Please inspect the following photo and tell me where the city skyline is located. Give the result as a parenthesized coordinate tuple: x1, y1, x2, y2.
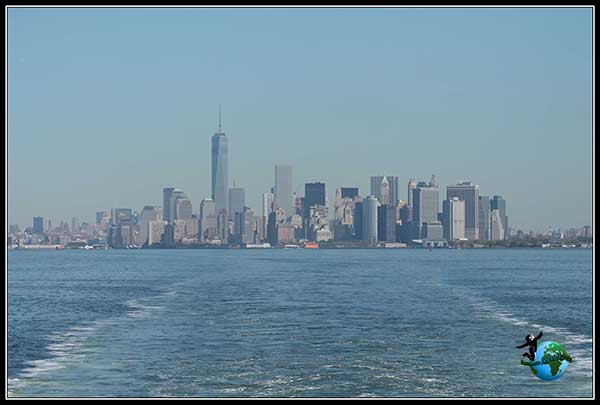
(7, 122, 592, 233)
(7, 7, 593, 231)
(7, 118, 593, 233)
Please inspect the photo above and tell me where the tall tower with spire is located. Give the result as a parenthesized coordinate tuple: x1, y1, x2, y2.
(370, 175, 398, 205)
(380, 176, 390, 205)
(211, 105, 229, 216)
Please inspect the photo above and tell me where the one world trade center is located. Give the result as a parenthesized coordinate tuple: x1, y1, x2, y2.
(211, 106, 229, 216)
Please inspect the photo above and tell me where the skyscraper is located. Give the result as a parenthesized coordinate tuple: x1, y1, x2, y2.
(429, 174, 438, 188)
(228, 187, 245, 221)
(95, 211, 110, 232)
(421, 222, 444, 241)
(478, 196, 490, 241)
(304, 182, 326, 219)
(267, 207, 295, 246)
(333, 193, 355, 241)
(261, 192, 273, 242)
(256, 216, 266, 242)
(490, 196, 508, 239)
(413, 183, 439, 225)
(33, 216, 44, 235)
(377, 204, 397, 242)
(161, 223, 175, 245)
(199, 198, 217, 242)
(274, 165, 293, 219)
(162, 187, 175, 222)
(148, 220, 167, 246)
(307, 204, 329, 242)
(185, 216, 199, 239)
(108, 224, 134, 248)
(362, 195, 378, 243)
(442, 198, 466, 241)
(111, 208, 134, 225)
(447, 182, 480, 240)
(96, 211, 109, 225)
(407, 179, 416, 207)
(211, 106, 229, 216)
(354, 201, 363, 240)
(399, 204, 413, 225)
(175, 196, 193, 220)
(71, 217, 79, 234)
(168, 189, 186, 223)
(295, 196, 304, 216)
(217, 208, 228, 243)
(139, 206, 161, 246)
(490, 209, 505, 240)
(381, 177, 390, 205)
(341, 187, 359, 199)
(262, 192, 274, 219)
(334, 188, 344, 222)
(370, 176, 398, 205)
(241, 207, 255, 245)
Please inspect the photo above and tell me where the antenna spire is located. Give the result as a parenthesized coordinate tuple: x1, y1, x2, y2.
(218, 104, 222, 134)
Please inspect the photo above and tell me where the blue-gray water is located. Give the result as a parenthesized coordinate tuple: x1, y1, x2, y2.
(7, 249, 593, 397)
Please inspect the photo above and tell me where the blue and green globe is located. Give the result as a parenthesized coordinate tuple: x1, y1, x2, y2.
(521, 341, 573, 381)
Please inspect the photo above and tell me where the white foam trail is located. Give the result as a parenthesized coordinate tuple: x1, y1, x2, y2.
(124, 288, 175, 319)
(11, 322, 100, 390)
(453, 288, 592, 377)
(9, 285, 180, 395)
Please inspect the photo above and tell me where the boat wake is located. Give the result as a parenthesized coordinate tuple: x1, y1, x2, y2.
(450, 287, 592, 378)
(8, 287, 178, 397)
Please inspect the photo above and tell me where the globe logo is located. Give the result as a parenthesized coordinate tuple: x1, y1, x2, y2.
(519, 340, 573, 381)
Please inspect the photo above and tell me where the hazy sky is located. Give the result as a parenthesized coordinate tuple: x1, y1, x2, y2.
(7, 7, 593, 232)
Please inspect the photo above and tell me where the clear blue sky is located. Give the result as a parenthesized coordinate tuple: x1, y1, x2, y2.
(7, 7, 593, 232)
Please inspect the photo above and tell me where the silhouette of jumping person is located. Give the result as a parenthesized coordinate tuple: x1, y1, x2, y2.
(516, 331, 543, 361)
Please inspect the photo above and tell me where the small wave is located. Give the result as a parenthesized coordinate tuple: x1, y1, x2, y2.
(352, 364, 386, 372)
(47, 341, 83, 353)
(255, 377, 300, 387)
(289, 385, 322, 394)
(566, 348, 593, 377)
(126, 300, 166, 318)
(560, 334, 593, 345)
(7, 378, 26, 397)
(70, 326, 96, 332)
(20, 359, 66, 378)
(220, 387, 247, 394)
(373, 373, 412, 383)
(419, 377, 446, 384)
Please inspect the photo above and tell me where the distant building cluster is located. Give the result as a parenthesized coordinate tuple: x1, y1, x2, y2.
(8, 112, 592, 250)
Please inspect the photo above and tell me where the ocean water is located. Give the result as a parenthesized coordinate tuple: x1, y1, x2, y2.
(7, 248, 593, 398)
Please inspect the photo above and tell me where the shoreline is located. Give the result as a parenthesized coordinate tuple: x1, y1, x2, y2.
(7, 244, 593, 251)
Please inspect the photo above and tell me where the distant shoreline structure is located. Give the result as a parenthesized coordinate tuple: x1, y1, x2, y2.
(8, 243, 592, 251)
